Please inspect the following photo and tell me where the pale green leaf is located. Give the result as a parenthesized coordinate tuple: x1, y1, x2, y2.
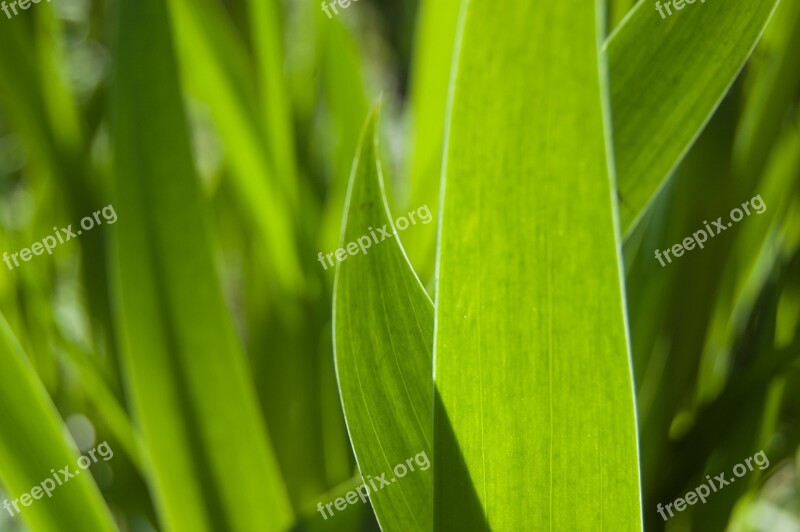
(434, 0, 641, 529)
(318, 19, 371, 256)
(246, 0, 300, 208)
(403, 0, 782, 259)
(403, 0, 462, 284)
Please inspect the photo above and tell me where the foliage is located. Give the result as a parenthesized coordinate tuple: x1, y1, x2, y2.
(0, 0, 797, 530)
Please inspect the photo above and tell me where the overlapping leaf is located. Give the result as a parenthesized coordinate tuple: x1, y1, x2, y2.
(607, 0, 781, 233)
(333, 105, 433, 531)
(403, 0, 782, 263)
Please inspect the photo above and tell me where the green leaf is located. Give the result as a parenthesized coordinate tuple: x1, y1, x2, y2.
(61, 343, 147, 478)
(0, 19, 115, 354)
(110, 0, 292, 530)
(0, 314, 115, 532)
(318, 19, 370, 256)
(298, 474, 380, 531)
(607, 0, 781, 234)
(733, 0, 800, 182)
(246, 0, 300, 208)
(608, 0, 636, 30)
(433, 0, 641, 529)
(166, 0, 303, 293)
(333, 104, 433, 531)
(697, 127, 800, 400)
(402, 0, 462, 284)
(401, 0, 782, 257)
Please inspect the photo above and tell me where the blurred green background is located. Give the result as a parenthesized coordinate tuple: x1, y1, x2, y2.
(0, 0, 797, 530)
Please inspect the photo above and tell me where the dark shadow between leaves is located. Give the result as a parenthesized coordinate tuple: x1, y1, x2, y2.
(434, 387, 491, 531)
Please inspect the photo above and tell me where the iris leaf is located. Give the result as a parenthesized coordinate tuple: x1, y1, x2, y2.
(333, 104, 434, 531)
(433, 0, 641, 528)
(607, 0, 781, 233)
(0, 314, 115, 532)
(111, 0, 292, 529)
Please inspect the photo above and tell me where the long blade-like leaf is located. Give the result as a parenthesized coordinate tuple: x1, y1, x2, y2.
(166, 0, 303, 293)
(400, 0, 781, 262)
(434, 1, 641, 529)
(403, 0, 462, 283)
(111, 0, 292, 529)
(246, 0, 300, 208)
(0, 315, 115, 532)
(318, 19, 371, 256)
(333, 104, 433, 531)
(607, 0, 781, 233)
